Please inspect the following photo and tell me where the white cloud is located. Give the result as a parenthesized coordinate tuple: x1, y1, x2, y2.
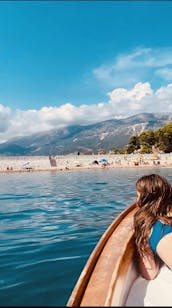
(93, 47, 172, 88)
(0, 105, 12, 140)
(107, 82, 154, 115)
(155, 68, 172, 81)
(0, 82, 172, 143)
(1, 46, 172, 143)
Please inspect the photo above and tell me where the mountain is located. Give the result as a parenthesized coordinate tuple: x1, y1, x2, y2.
(0, 112, 172, 156)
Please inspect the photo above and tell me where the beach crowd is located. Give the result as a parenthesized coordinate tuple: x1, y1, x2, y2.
(0, 153, 172, 173)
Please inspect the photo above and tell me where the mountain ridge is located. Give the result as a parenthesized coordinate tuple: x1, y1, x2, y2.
(0, 112, 172, 155)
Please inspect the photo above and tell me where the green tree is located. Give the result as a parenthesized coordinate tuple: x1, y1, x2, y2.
(139, 130, 155, 146)
(126, 135, 140, 154)
(161, 123, 172, 152)
(140, 144, 152, 154)
(153, 124, 172, 152)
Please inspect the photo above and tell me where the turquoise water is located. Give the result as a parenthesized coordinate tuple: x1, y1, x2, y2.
(0, 167, 172, 306)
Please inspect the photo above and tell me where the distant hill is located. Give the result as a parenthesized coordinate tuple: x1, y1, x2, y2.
(0, 112, 172, 156)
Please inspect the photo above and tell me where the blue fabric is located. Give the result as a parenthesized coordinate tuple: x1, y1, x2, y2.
(149, 220, 172, 255)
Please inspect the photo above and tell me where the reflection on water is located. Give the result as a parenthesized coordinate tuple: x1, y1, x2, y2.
(0, 167, 172, 305)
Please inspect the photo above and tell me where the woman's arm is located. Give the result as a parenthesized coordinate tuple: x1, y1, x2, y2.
(137, 249, 160, 280)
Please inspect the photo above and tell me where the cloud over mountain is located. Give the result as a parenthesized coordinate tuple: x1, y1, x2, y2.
(0, 81, 172, 143)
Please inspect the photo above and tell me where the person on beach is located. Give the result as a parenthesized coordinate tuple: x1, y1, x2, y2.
(125, 173, 172, 306)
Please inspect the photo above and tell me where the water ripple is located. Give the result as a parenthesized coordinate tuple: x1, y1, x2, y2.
(0, 168, 171, 305)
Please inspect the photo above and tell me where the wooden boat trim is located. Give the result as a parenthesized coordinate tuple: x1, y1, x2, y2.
(67, 202, 137, 306)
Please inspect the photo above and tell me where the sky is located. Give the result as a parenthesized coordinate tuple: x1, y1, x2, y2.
(1, 0, 172, 142)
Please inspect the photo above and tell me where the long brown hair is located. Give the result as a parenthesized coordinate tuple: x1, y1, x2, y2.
(134, 173, 172, 256)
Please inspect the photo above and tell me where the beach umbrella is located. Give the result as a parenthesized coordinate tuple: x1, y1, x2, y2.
(98, 158, 108, 164)
(150, 156, 159, 160)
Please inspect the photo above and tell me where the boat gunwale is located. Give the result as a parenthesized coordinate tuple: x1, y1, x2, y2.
(67, 202, 137, 307)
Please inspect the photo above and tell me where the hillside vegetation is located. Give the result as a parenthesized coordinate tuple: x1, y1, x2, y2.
(124, 122, 172, 154)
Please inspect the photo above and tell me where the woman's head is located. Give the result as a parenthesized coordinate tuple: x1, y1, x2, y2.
(134, 174, 172, 255)
(136, 174, 172, 217)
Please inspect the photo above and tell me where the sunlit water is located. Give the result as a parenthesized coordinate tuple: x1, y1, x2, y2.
(0, 167, 172, 306)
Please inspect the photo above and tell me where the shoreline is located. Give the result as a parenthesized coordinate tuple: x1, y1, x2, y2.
(0, 153, 172, 174)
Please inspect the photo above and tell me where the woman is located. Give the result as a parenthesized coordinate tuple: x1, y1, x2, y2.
(125, 173, 172, 306)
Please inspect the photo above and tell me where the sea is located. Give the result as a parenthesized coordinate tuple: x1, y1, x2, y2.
(0, 167, 172, 306)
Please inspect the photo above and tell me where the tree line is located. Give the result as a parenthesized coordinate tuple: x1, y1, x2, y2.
(123, 122, 172, 154)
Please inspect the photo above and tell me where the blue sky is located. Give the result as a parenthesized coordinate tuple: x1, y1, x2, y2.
(0, 1, 172, 141)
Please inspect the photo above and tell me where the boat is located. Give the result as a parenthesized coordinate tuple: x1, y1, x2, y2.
(66, 202, 139, 307)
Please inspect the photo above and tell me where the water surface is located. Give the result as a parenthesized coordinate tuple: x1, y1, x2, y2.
(0, 167, 172, 306)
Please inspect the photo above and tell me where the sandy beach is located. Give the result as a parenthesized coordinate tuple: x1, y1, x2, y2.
(0, 153, 172, 174)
